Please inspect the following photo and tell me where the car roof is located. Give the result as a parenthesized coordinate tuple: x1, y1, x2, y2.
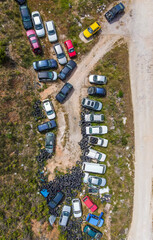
(26, 29, 35, 36)
(34, 16, 41, 24)
(46, 21, 54, 30)
(38, 60, 48, 67)
(38, 72, 49, 78)
(54, 43, 62, 53)
(65, 40, 73, 48)
(43, 100, 52, 111)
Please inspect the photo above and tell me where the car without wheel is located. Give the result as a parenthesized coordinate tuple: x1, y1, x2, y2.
(37, 120, 56, 133)
(54, 43, 67, 65)
(85, 148, 106, 162)
(42, 99, 55, 119)
(48, 191, 64, 209)
(88, 87, 106, 97)
(72, 198, 82, 218)
(56, 83, 73, 103)
(82, 195, 97, 212)
(58, 60, 77, 81)
(38, 71, 57, 82)
(82, 98, 102, 111)
(45, 21, 58, 42)
(31, 11, 45, 37)
(20, 5, 32, 30)
(89, 75, 107, 84)
(83, 225, 103, 239)
(26, 29, 42, 54)
(84, 114, 104, 123)
(105, 2, 125, 23)
(59, 205, 71, 227)
(86, 126, 108, 135)
(88, 136, 108, 147)
(83, 21, 101, 39)
(33, 59, 57, 71)
(64, 40, 76, 58)
(45, 132, 55, 154)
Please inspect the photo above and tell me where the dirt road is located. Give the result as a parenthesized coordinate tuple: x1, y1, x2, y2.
(128, 0, 153, 239)
(40, 0, 153, 238)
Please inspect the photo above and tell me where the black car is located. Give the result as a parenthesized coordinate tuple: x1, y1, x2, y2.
(48, 192, 64, 209)
(105, 3, 125, 23)
(33, 59, 58, 71)
(38, 71, 57, 82)
(56, 83, 73, 103)
(15, 0, 26, 5)
(20, 5, 32, 30)
(58, 60, 77, 81)
(88, 87, 106, 97)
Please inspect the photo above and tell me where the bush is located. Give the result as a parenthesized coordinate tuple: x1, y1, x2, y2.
(0, 41, 6, 65)
(117, 90, 124, 98)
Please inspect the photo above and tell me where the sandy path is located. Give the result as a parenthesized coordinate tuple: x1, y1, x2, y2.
(40, 35, 120, 179)
(128, 0, 153, 239)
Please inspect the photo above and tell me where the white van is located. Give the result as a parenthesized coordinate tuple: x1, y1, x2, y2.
(82, 162, 106, 174)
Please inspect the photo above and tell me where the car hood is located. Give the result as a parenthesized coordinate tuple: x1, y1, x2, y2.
(58, 57, 67, 65)
(83, 29, 91, 38)
(36, 28, 45, 37)
(49, 34, 57, 42)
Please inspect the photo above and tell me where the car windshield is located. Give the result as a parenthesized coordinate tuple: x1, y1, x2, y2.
(93, 75, 97, 81)
(68, 48, 74, 53)
(48, 30, 55, 35)
(29, 34, 35, 38)
(98, 153, 102, 161)
(23, 16, 30, 21)
(89, 128, 92, 134)
(60, 72, 66, 78)
(99, 127, 102, 134)
(47, 110, 53, 115)
(74, 210, 80, 214)
(91, 102, 94, 107)
(63, 211, 69, 217)
(90, 115, 94, 121)
(47, 122, 52, 128)
(94, 102, 99, 109)
(87, 27, 93, 34)
(98, 179, 102, 185)
(58, 53, 65, 59)
(35, 24, 42, 30)
(32, 39, 37, 43)
(48, 72, 53, 78)
(59, 93, 65, 97)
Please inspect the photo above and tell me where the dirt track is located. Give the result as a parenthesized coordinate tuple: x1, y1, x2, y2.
(40, 0, 153, 239)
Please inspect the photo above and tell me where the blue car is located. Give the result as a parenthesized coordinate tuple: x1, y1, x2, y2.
(56, 82, 73, 103)
(86, 212, 104, 227)
(33, 59, 58, 71)
(48, 191, 64, 209)
(83, 225, 103, 239)
(88, 87, 106, 97)
(37, 120, 56, 132)
(20, 5, 33, 30)
(105, 3, 125, 23)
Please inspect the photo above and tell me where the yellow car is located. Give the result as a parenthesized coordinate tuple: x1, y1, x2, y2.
(83, 21, 101, 39)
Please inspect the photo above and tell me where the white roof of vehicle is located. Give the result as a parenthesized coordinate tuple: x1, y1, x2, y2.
(43, 100, 52, 111)
(35, 16, 41, 25)
(46, 21, 54, 30)
(72, 199, 80, 211)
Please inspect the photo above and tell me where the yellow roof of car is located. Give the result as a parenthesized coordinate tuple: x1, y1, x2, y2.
(83, 21, 101, 39)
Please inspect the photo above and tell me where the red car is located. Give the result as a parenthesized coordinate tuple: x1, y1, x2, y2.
(82, 196, 98, 212)
(26, 29, 42, 54)
(64, 40, 76, 58)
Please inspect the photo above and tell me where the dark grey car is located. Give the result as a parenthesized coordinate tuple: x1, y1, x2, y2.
(45, 132, 55, 154)
(38, 71, 57, 82)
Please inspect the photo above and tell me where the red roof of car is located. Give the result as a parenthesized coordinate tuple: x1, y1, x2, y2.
(64, 40, 73, 49)
(64, 40, 76, 57)
(82, 196, 98, 212)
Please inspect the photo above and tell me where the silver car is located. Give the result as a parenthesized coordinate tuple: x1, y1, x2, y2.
(88, 136, 108, 147)
(45, 21, 58, 42)
(86, 126, 108, 135)
(82, 98, 102, 111)
(88, 175, 106, 187)
(54, 43, 67, 65)
(59, 205, 71, 227)
(89, 75, 107, 84)
(72, 198, 82, 218)
(84, 114, 104, 123)
(42, 99, 55, 120)
(31, 11, 45, 37)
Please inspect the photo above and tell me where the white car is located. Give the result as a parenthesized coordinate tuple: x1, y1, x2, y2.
(31, 11, 45, 37)
(82, 98, 102, 111)
(59, 205, 71, 227)
(88, 136, 108, 147)
(72, 198, 82, 218)
(84, 114, 104, 123)
(86, 126, 108, 135)
(85, 148, 106, 162)
(42, 99, 55, 120)
(89, 75, 107, 84)
(54, 43, 67, 65)
(45, 21, 58, 42)
(83, 173, 106, 187)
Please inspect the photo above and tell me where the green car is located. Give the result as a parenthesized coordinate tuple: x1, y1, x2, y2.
(83, 225, 103, 239)
(45, 132, 55, 154)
